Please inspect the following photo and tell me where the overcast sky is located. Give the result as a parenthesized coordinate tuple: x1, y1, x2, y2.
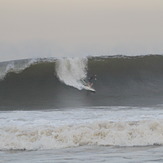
(0, 0, 163, 61)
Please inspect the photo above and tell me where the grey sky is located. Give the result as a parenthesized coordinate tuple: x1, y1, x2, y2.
(0, 0, 163, 61)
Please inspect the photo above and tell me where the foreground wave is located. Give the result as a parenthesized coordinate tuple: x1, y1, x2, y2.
(0, 55, 163, 110)
(1, 119, 163, 150)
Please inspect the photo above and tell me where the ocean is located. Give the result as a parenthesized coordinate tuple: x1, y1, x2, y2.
(1, 55, 163, 162)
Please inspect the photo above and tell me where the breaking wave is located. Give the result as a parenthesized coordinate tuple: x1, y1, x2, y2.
(1, 119, 163, 150)
(55, 58, 88, 90)
(0, 55, 163, 110)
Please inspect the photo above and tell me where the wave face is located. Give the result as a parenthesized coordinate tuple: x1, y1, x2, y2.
(0, 55, 163, 110)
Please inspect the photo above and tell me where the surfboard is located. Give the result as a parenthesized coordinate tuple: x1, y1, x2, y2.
(81, 79, 96, 92)
(83, 85, 96, 92)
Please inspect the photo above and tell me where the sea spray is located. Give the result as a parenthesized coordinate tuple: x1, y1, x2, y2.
(55, 58, 88, 90)
(0, 59, 38, 80)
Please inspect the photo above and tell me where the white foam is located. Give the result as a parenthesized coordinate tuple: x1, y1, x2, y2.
(1, 107, 163, 150)
(1, 120, 163, 150)
(0, 59, 38, 80)
(55, 58, 88, 90)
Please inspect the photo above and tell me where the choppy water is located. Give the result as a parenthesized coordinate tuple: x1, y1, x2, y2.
(1, 106, 163, 149)
(1, 106, 163, 162)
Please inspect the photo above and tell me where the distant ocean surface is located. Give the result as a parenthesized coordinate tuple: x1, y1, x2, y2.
(1, 55, 163, 162)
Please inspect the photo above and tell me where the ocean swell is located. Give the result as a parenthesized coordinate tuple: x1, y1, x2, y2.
(0, 55, 163, 110)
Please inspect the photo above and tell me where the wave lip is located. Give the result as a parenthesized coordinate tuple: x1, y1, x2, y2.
(0, 58, 40, 80)
(1, 120, 163, 150)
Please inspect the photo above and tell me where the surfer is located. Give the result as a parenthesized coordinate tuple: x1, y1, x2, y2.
(87, 74, 97, 88)
(81, 74, 97, 90)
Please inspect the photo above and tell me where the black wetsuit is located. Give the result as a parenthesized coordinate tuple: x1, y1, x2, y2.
(88, 75, 96, 83)
(82, 75, 96, 86)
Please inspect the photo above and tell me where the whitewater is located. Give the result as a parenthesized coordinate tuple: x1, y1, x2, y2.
(1, 106, 163, 150)
(1, 55, 163, 162)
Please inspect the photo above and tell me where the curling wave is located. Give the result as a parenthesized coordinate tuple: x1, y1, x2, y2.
(0, 55, 163, 110)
